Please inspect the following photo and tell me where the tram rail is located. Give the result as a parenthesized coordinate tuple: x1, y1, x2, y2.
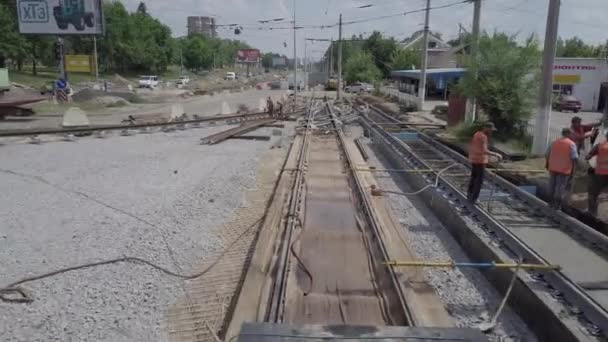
(359, 103, 608, 342)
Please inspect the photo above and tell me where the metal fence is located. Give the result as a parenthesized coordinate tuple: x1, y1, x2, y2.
(379, 86, 421, 108)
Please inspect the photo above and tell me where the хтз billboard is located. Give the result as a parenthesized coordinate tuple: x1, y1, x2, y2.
(17, 0, 104, 35)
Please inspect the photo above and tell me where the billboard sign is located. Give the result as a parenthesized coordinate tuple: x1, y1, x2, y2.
(236, 49, 261, 63)
(17, 0, 104, 35)
(65, 55, 91, 73)
(272, 57, 287, 67)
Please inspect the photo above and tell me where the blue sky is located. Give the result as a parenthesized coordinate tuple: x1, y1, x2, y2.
(122, 0, 608, 61)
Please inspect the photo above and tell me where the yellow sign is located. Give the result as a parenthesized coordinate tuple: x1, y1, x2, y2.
(553, 74, 581, 84)
(65, 55, 92, 73)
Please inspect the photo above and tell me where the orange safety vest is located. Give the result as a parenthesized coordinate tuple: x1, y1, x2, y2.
(469, 131, 488, 164)
(548, 137, 576, 175)
(596, 142, 608, 175)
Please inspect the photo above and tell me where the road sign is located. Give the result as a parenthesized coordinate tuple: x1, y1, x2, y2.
(65, 55, 91, 73)
(17, 0, 104, 35)
(56, 78, 67, 89)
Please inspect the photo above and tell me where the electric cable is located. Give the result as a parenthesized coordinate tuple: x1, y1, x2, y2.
(0, 218, 262, 303)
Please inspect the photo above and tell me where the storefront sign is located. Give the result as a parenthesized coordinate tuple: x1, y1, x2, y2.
(554, 65, 597, 70)
(553, 74, 581, 84)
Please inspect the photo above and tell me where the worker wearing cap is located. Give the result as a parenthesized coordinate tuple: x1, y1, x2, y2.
(467, 122, 502, 203)
(571, 116, 601, 153)
(586, 130, 608, 216)
(266, 97, 274, 117)
(546, 128, 578, 210)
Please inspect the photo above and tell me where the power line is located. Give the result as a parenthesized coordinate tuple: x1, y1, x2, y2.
(209, 0, 475, 32)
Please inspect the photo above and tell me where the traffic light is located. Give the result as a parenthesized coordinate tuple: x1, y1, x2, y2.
(54, 42, 63, 63)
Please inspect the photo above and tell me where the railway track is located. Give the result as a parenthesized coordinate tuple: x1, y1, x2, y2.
(225, 99, 488, 341)
(0, 111, 275, 138)
(360, 103, 608, 342)
(267, 102, 411, 326)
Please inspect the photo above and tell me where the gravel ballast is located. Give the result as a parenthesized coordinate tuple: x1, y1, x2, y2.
(362, 136, 537, 342)
(0, 126, 279, 341)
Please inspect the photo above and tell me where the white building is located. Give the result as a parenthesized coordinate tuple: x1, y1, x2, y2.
(553, 58, 608, 111)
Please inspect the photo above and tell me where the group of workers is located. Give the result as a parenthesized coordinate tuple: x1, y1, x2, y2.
(467, 117, 607, 217)
(266, 96, 284, 118)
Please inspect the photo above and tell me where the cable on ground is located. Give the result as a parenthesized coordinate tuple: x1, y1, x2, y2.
(374, 163, 460, 196)
(0, 218, 262, 304)
(285, 213, 313, 296)
(478, 258, 523, 333)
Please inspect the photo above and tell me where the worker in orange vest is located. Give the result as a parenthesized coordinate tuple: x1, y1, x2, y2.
(467, 122, 502, 203)
(546, 128, 579, 210)
(571, 116, 601, 154)
(585, 130, 608, 216)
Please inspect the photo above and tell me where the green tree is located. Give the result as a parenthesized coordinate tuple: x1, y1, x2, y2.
(556, 36, 602, 58)
(390, 49, 419, 71)
(0, 2, 30, 70)
(458, 32, 541, 138)
(136, 1, 148, 15)
(262, 52, 273, 68)
(182, 34, 213, 71)
(362, 31, 397, 77)
(344, 51, 382, 84)
(327, 39, 362, 75)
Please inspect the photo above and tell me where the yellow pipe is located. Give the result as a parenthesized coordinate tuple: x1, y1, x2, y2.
(385, 260, 561, 271)
(356, 168, 547, 174)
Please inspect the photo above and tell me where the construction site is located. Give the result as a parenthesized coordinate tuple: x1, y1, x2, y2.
(0, 88, 606, 342)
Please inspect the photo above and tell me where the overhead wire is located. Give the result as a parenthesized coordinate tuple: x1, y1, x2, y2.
(211, 0, 477, 32)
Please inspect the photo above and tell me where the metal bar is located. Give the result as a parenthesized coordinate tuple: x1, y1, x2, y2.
(385, 260, 561, 270)
(201, 119, 275, 145)
(0, 111, 272, 137)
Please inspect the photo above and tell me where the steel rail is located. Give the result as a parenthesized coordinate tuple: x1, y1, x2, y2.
(0, 111, 275, 137)
(359, 106, 608, 339)
(200, 119, 276, 145)
(265, 97, 315, 323)
(328, 103, 415, 326)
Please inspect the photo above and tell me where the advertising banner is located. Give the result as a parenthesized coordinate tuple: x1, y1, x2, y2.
(65, 55, 91, 73)
(17, 0, 104, 35)
(236, 49, 261, 63)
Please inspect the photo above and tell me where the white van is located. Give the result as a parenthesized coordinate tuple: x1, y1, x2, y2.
(138, 75, 159, 88)
(225, 72, 236, 80)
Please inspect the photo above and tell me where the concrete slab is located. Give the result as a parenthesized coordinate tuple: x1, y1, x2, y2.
(61, 107, 90, 127)
(237, 323, 488, 341)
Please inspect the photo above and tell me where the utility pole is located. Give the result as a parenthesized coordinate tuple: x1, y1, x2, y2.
(293, 0, 297, 106)
(93, 36, 99, 84)
(418, 0, 430, 110)
(329, 39, 333, 78)
(337, 14, 343, 100)
(465, 0, 481, 122)
(57, 37, 66, 81)
(532, 0, 561, 155)
(304, 39, 307, 73)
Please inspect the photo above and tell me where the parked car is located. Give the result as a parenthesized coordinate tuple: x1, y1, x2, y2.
(138, 75, 159, 88)
(553, 94, 582, 113)
(344, 82, 372, 93)
(225, 72, 236, 80)
(176, 76, 190, 86)
(361, 82, 374, 92)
